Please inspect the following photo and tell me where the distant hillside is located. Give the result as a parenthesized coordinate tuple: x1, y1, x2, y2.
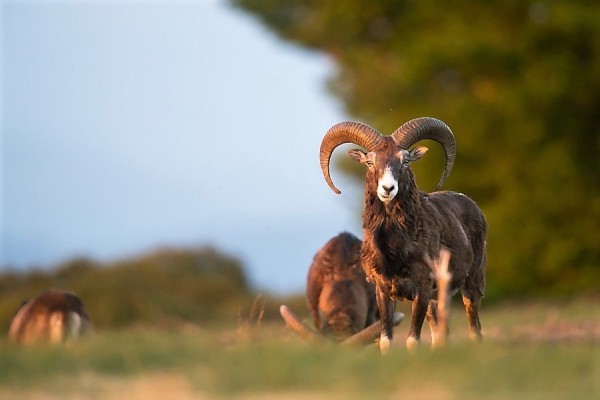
(0, 246, 305, 333)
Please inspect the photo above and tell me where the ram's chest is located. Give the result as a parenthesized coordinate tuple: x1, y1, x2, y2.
(364, 267, 425, 302)
(362, 229, 435, 301)
(374, 222, 422, 270)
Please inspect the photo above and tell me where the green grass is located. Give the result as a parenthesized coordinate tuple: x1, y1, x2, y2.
(1, 297, 598, 399)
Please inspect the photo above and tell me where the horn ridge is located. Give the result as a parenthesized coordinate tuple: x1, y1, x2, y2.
(279, 305, 320, 342)
(391, 117, 456, 190)
(319, 121, 383, 194)
(342, 312, 404, 346)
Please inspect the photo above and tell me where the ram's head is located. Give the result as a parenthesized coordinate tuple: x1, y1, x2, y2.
(319, 117, 456, 202)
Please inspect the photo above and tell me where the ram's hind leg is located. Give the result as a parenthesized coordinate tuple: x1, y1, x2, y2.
(461, 292, 482, 341)
(462, 249, 485, 341)
(426, 300, 440, 347)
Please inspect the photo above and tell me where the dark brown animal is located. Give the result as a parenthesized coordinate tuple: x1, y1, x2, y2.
(7, 289, 93, 345)
(320, 117, 487, 353)
(306, 232, 377, 340)
(281, 232, 403, 345)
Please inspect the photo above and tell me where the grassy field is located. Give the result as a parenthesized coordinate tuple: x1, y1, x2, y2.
(1, 296, 598, 399)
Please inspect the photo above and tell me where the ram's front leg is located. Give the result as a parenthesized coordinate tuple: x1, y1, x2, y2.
(375, 284, 395, 354)
(407, 293, 429, 351)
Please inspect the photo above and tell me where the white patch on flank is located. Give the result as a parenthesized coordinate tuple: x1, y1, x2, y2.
(377, 166, 398, 203)
(67, 312, 82, 340)
(7, 302, 31, 340)
(49, 312, 65, 344)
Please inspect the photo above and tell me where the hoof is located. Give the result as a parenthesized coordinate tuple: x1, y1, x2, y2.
(406, 336, 419, 351)
(379, 335, 391, 355)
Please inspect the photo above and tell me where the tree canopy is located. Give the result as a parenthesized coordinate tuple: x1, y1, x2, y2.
(232, 0, 600, 298)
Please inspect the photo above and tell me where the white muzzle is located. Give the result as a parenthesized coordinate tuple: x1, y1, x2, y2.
(377, 167, 398, 203)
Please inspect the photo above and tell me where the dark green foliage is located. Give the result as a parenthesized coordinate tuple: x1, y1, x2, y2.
(0, 247, 254, 332)
(232, 0, 600, 298)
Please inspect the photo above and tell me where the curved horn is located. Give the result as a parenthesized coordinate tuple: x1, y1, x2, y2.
(341, 320, 381, 346)
(341, 312, 404, 346)
(391, 117, 456, 190)
(320, 121, 383, 194)
(279, 305, 320, 342)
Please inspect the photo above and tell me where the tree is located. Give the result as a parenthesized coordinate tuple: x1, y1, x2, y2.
(233, 0, 600, 298)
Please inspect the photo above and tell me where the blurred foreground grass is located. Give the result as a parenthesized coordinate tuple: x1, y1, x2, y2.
(1, 296, 598, 399)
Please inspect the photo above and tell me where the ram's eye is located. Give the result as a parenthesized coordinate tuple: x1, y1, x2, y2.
(365, 160, 374, 168)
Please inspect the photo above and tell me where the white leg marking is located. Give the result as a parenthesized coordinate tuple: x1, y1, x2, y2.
(379, 334, 391, 355)
(406, 336, 419, 351)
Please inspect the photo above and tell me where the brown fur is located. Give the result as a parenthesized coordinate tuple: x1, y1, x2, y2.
(306, 232, 378, 341)
(7, 289, 93, 345)
(350, 137, 487, 350)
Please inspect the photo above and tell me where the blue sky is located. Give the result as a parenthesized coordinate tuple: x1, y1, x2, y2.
(1, 0, 363, 294)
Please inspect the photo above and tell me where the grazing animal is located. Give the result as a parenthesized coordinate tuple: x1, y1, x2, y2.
(307, 231, 377, 340)
(319, 117, 487, 353)
(281, 232, 403, 345)
(7, 289, 93, 345)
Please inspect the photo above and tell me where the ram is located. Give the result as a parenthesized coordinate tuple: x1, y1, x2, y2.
(7, 289, 93, 345)
(319, 117, 487, 353)
(281, 232, 402, 345)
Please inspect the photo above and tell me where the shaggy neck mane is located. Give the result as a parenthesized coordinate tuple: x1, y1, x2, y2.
(362, 173, 425, 277)
(363, 173, 422, 234)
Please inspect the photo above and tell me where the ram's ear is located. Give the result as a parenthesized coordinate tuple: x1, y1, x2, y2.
(407, 146, 428, 162)
(347, 149, 367, 164)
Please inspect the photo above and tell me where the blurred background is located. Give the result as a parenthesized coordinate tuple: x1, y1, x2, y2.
(2, 0, 355, 294)
(1, 0, 598, 330)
